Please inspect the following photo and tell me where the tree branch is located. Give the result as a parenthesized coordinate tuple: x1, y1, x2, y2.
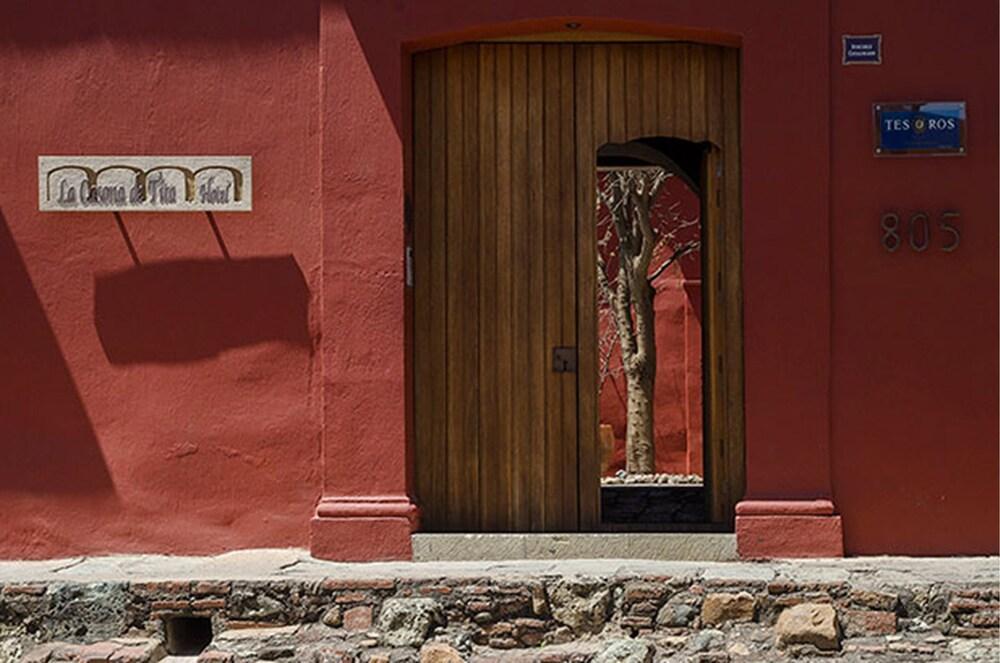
(648, 240, 700, 285)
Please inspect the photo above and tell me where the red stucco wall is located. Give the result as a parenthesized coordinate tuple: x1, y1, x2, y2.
(1, 0, 996, 559)
(829, 0, 999, 554)
(328, 0, 838, 556)
(0, 2, 322, 558)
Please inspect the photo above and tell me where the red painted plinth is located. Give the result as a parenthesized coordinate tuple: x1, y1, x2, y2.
(736, 500, 844, 558)
(310, 497, 419, 561)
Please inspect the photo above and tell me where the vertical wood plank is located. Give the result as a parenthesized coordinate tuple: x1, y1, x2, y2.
(702, 144, 725, 525)
(509, 44, 531, 531)
(689, 44, 708, 141)
(706, 46, 725, 146)
(607, 44, 626, 143)
(722, 47, 745, 527)
(444, 45, 467, 531)
(558, 43, 578, 529)
(656, 44, 674, 137)
(461, 44, 481, 530)
(624, 43, 642, 140)
(412, 52, 432, 522)
(577, 44, 603, 529)
(478, 44, 499, 530)
(641, 44, 658, 137)
(672, 43, 691, 139)
(494, 43, 515, 528)
(592, 44, 609, 147)
(426, 48, 449, 529)
(527, 43, 546, 531)
(542, 44, 562, 530)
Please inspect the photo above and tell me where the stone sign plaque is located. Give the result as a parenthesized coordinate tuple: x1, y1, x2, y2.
(38, 156, 252, 212)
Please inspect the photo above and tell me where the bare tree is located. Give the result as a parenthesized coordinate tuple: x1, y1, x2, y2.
(596, 166, 700, 474)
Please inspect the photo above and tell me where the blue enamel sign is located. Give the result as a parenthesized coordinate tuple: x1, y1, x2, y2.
(843, 34, 882, 65)
(874, 102, 967, 156)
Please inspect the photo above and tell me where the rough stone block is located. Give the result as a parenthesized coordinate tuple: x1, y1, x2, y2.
(591, 638, 654, 663)
(193, 581, 232, 596)
(321, 605, 342, 626)
(376, 597, 442, 647)
(848, 589, 897, 611)
(77, 641, 120, 662)
(334, 591, 368, 604)
(2, 583, 47, 596)
(548, 579, 611, 635)
(622, 582, 669, 605)
(342, 605, 373, 631)
(197, 653, 235, 663)
(21, 642, 70, 663)
(657, 599, 697, 627)
(419, 643, 464, 663)
(701, 592, 755, 625)
(841, 608, 897, 637)
(949, 597, 994, 613)
(107, 638, 165, 663)
(192, 598, 226, 610)
(775, 603, 839, 650)
(970, 611, 1000, 627)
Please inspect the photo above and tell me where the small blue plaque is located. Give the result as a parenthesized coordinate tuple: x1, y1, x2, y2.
(874, 102, 967, 156)
(843, 34, 882, 65)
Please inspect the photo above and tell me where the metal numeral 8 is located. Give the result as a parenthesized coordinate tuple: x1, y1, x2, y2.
(880, 212, 901, 252)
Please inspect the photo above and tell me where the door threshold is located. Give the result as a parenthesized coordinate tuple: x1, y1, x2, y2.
(411, 533, 736, 562)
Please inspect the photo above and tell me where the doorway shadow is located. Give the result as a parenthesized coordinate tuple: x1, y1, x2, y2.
(0, 210, 114, 494)
(94, 256, 312, 364)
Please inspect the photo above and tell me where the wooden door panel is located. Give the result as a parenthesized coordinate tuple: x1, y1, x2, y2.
(414, 44, 579, 532)
(576, 42, 743, 528)
(414, 41, 743, 532)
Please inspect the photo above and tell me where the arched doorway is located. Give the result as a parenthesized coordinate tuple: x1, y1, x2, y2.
(410, 39, 743, 532)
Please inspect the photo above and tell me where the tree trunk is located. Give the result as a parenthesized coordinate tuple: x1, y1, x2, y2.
(625, 371, 655, 473)
(625, 279, 656, 474)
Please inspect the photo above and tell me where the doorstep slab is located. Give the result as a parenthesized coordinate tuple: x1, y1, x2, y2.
(411, 533, 737, 561)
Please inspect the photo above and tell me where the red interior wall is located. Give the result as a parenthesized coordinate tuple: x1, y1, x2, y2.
(0, 1, 322, 558)
(598, 178, 703, 477)
(830, 0, 999, 554)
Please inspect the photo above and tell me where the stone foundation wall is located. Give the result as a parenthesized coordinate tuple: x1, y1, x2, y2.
(2, 568, 997, 661)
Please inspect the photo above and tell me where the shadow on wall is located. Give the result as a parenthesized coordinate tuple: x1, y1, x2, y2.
(0, 210, 115, 494)
(94, 256, 312, 364)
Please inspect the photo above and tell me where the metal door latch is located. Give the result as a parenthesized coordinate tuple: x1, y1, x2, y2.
(552, 347, 577, 373)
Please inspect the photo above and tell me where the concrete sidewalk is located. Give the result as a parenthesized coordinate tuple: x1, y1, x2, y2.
(0, 548, 996, 585)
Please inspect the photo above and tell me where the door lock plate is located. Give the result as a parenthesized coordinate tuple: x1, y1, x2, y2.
(552, 347, 577, 373)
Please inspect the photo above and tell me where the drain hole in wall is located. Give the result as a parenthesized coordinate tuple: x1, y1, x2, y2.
(164, 616, 213, 655)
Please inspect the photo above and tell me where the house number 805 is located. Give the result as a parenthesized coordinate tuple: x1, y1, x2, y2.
(880, 211, 960, 253)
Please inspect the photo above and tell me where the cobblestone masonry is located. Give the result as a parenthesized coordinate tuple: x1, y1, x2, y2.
(0, 552, 996, 662)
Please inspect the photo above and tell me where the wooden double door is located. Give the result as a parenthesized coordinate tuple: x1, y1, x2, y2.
(412, 41, 743, 532)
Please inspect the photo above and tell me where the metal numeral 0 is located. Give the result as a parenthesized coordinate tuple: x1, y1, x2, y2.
(880, 212, 901, 252)
(908, 212, 930, 252)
